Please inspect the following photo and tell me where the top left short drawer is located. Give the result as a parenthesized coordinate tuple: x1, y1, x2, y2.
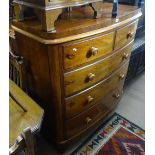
(62, 32, 115, 70)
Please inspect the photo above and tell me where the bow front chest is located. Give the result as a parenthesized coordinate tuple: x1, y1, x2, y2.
(11, 3, 142, 149)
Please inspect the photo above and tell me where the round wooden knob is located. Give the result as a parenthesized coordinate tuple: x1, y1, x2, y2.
(127, 31, 134, 39)
(90, 47, 98, 56)
(87, 73, 95, 81)
(119, 74, 125, 80)
(86, 117, 92, 124)
(123, 53, 129, 59)
(87, 96, 94, 103)
(67, 48, 77, 59)
(113, 93, 120, 99)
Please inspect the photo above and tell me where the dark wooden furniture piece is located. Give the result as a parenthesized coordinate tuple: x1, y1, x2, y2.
(11, 3, 142, 150)
(13, 0, 104, 31)
(9, 80, 44, 155)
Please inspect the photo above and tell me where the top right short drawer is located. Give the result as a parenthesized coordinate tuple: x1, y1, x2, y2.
(115, 21, 138, 50)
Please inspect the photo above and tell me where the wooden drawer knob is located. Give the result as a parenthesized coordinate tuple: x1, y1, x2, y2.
(86, 117, 92, 124)
(87, 95, 94, 103)
(87, 73, 96, 81)
(90, 47, 98, 56)
(127, 31, 134, 39)
(119, 74, 125, 80)
(113, 93, 120, 99)
(67, 48, 77, 59)
(123, 53, 129, 59)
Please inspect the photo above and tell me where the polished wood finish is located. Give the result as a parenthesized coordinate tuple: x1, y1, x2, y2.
(63, 32, 115, 69)
(90, 1, 103, 18)
(11, 3, 142, 42)
(9, 80, 44, 147)
(65, 62, 129, 119)
(11, 3, 141, 150)
(115, 20, 138, 50)
(64, 41, 132, 96)
(13, 0, 103, 31)
(65, 83, 124, 138)
(34, 8, 63, 32)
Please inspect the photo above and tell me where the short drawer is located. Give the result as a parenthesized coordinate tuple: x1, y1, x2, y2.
(65, 62, 129, 119)
(115, 20, 138, 50)
(65, 85, 123, 138)
(63, 32, 115, 69)
(64, 42, 132, 96)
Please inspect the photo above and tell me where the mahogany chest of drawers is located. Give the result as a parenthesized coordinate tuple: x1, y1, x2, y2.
(11, 3, 142, 150)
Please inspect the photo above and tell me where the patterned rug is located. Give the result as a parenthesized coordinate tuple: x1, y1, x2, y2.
(71, 113, 145, 155)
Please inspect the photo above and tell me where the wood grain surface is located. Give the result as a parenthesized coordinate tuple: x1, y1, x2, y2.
(63, 32, 114, 69)
(11, 3, 141, 43)
(64, 41, 132, 96)
(115, 20, 138, 50)
(65, 62, 129, 119)
(10, 3, 141, 150)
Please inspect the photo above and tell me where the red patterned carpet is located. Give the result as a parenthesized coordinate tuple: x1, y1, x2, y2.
(96, 127, 144, 155)
(71, 113, 145, 155)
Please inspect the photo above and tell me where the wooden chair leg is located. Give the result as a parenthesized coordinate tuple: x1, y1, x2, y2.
(13, 4, 25, 21)
(22, 127, 35, 155)
(90, 2, 103, 18)
(9, 136, 25, 155)
(9, 50, 27, 92)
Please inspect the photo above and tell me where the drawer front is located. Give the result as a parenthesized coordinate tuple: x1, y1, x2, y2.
(63, 32, 115, 69)
(64, 42, 132, 96)
(115, 21, 138, 50)
(65, 62, 129, 119)
(65, 85, 123, 138)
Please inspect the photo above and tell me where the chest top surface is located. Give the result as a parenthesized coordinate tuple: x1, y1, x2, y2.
(12, 3, 142, 44)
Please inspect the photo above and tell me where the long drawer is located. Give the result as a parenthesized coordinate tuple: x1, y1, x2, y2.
(65, 84, 124, 138)
(63, 32, 115, 69)
(115, 20, 138, 50)
(65, 62, 129, 119)
(64, 42, 132, 96)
